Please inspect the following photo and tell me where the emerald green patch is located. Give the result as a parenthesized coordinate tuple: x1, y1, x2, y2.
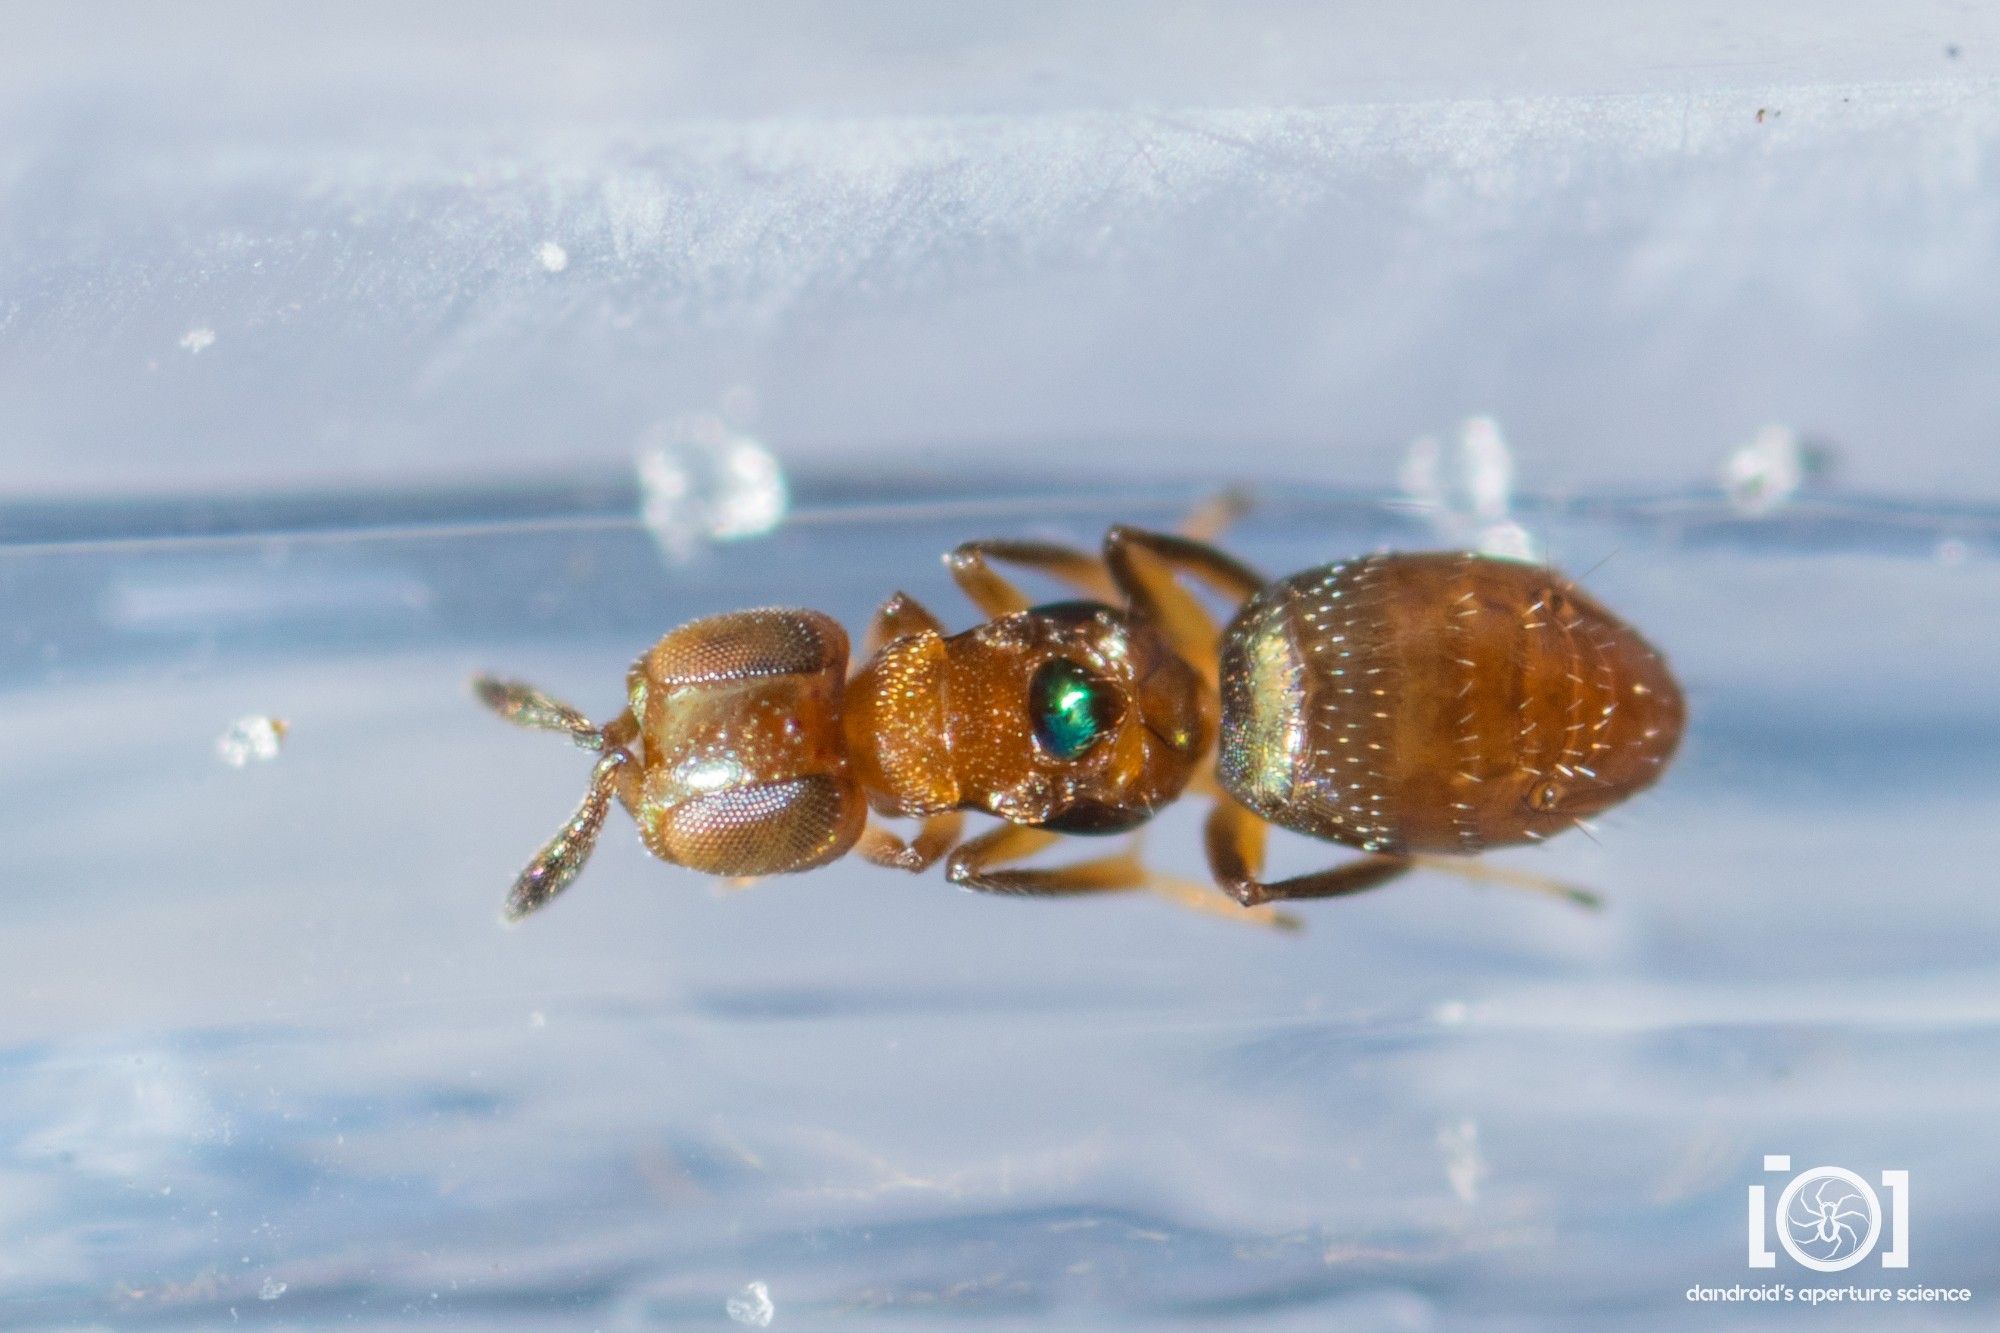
(1031, 658, 1114, 759)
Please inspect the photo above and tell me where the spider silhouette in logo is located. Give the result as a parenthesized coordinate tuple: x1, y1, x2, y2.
(1786, 1176, 1870, 1262)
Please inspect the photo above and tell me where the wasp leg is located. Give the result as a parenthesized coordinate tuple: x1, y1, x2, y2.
(1146, 871, 1302, 931)
(1178, 488, 1254, 543)
(856, 811, 966, 874)
(865, 591, 948, 654)
(947, 823, 1297, 929)
(503, 750, 633, 922)
(944, 539, 1120, 619)
(473, 674, 607, 751)
(1102, 527, 1267, 688)
(945, 824, 1141, 895)
(1406, 854, 1604, 910)
(1203, 800, 1411, 906)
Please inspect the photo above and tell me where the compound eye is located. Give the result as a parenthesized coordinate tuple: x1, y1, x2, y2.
(1029, 658, 1119, 760)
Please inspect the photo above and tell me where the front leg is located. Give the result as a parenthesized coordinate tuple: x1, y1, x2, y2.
(865, 591, 947, 654)
(855, 811, 965, 874)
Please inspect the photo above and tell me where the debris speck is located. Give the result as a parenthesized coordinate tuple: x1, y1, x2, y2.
(1401, 416, 1538, 561)
(726, 1280, 775, 1327)
(1720, 424, 1815, 516)
(1438, 1118, 1487, 1204)
(257, 1278, 286, 1301)
(216, 716, 288, 768)
(537, 241, 569, 273)
(179, 327, 216, 354)
(637, 414, 788, 563)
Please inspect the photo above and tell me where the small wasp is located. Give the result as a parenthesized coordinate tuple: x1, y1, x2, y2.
(478, 516, 1684, 920)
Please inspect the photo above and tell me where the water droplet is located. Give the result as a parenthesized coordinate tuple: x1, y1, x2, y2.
(215, 716, 288, 768)
(1720, 424, 1803, 516)
(637, 414, 788, 562)
(1720, 425, 1836, 516)
(726, 1280, 775, 1326)
(1401, 417, 1538, 561)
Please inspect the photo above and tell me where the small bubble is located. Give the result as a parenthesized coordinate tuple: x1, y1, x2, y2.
(216, 716, 288, 768)
(179, 327, 217, 354)
(537, 241, 570, 273)
(637, 414, 788, 563)
(258, 1278, 286, 1301)
(726, 1280, 775, 1327)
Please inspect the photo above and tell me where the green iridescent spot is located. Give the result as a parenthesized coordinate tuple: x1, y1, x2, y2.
(1030, 658, 1116, 760)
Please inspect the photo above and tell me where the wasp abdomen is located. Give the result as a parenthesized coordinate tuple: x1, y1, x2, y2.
(1217, 553, 1685, 855)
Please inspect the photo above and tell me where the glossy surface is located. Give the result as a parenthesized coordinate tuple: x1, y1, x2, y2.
(1029, 658, 1114, 761)
(1218, 553, 1685, 855)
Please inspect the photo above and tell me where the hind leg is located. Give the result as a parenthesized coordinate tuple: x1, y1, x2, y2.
(1178, 488, 1254, 544)
(1203, 801, 1411, 907)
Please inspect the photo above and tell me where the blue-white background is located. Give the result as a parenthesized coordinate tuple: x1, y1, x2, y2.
(2, 4, 1996, 1327)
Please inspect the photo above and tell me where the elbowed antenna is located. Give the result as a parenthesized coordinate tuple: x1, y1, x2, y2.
(472, 674, 631, 921)
(502, 751, 631, 921)
(473, 674, 606, 750)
